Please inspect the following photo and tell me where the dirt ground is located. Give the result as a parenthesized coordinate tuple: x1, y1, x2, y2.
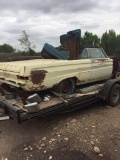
(0, 102, 120, 160)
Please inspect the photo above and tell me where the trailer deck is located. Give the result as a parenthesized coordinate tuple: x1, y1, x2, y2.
(1, 77, 120, 124)
(0, 89, 100, 123)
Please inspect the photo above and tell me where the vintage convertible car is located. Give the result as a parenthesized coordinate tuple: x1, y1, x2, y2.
(0, 29, 113, 94)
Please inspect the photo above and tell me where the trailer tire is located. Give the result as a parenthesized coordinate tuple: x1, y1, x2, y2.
(55, 78, 75, 95)
(107, 84, 120, 107)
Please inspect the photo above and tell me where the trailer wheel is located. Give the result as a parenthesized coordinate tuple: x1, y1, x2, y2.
(107, 84, 120, 107)
(55, 78, 75, 95)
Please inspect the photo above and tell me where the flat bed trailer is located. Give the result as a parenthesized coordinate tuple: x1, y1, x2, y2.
(0, 92, 100, 124)
(1, 77, 120, 124)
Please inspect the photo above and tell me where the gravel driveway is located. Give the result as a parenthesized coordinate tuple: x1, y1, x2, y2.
(0, 102, 120, 160)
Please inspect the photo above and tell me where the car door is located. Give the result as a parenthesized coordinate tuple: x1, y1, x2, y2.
(78, 48, 92, 84)
(88, 48, 113, 81)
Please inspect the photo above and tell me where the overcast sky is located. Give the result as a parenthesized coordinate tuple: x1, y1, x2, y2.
(0, 0, 120, 51)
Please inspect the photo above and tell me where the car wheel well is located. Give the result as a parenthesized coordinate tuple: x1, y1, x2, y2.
(54, 77, 77, 95)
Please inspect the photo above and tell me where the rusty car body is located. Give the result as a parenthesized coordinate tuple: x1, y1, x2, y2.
(0, 55, 113, 92)
(0, 29, 113, 93)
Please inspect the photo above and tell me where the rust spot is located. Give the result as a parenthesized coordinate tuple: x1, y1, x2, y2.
(31, 85, 47, 91)
(88, 79, 92, 81)
(31, 70, 47, 84)
(17, 75, 29, 80)
(98, 59, 107, 62)
(77, 79, 81, 83)
(39, 85, 47, 90)
(92, 59, 107, 63)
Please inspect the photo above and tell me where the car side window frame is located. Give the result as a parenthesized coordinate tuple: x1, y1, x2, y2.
(80, 48, 89, 59)
(87, 48, 106, 59)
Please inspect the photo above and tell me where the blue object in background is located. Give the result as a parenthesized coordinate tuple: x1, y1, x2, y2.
(41, 43, 67, 60)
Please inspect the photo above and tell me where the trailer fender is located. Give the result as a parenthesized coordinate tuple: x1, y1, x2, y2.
(100, 78, 120, 102)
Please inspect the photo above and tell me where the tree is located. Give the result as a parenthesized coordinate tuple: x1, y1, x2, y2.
(0, 43, 15, 53)
(18, 30, 36, 55)
(115, 35, 120, 57)
(101, 30, 118, 56)
(81, 32, 100, 46)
